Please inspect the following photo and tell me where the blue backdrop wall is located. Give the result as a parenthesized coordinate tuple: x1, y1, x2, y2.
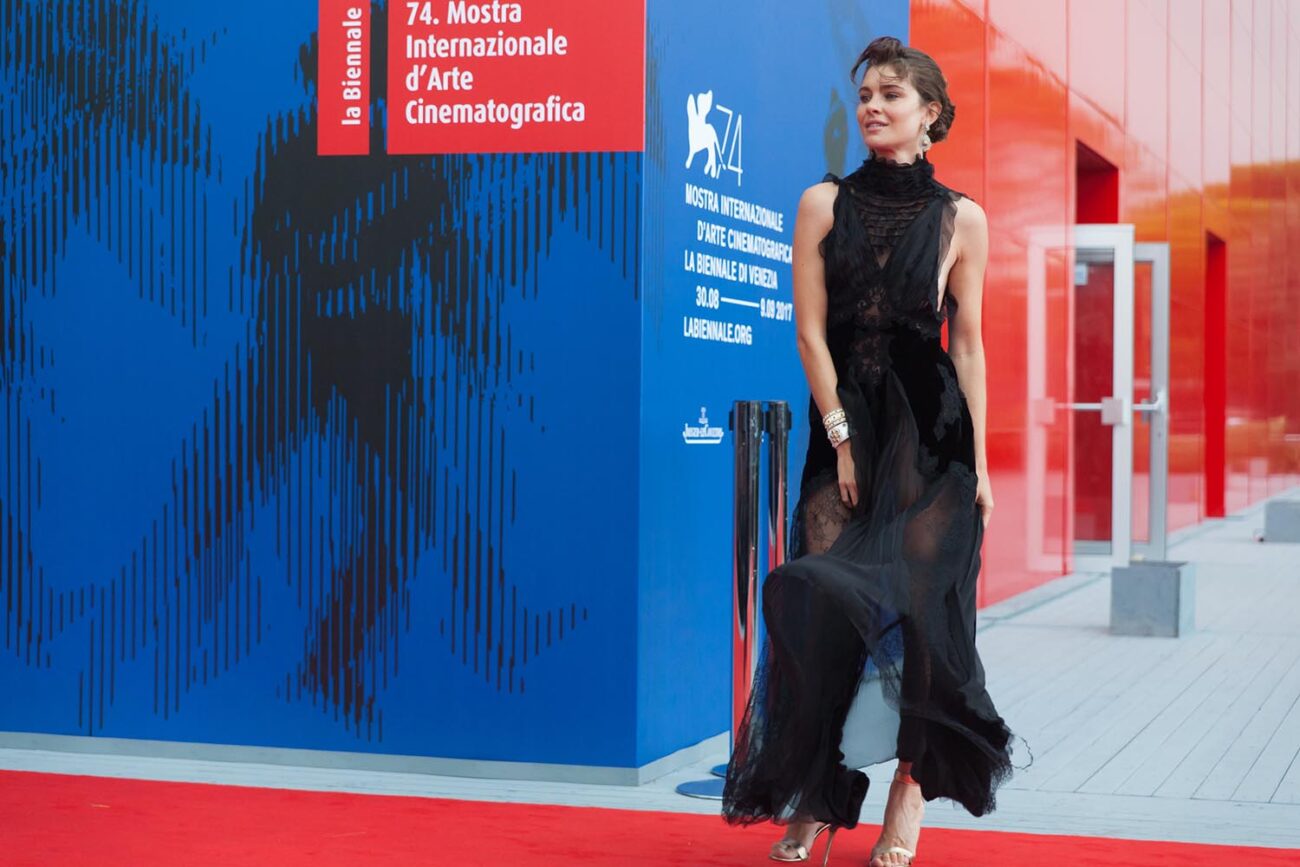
(638, 0, 909, 767)
(0, 0, 907, 771)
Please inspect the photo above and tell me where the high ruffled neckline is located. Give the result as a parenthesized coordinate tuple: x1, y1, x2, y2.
(848, 151, 938, 200)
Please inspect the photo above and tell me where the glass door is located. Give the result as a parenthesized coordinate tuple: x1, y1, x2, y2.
(1064, 226, 1170, 572)
(1130, 242, 1170, 560)
(1065, 225, 1132, 572)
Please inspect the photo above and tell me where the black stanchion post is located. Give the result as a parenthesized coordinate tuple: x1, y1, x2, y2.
(766, 401, 791, 578)
(678, 399, 789, 800)
(730, 400, 763, 739)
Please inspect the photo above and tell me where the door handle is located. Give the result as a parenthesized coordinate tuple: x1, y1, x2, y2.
(1055, 395, 1128, 425)
(1133, 387, 1166, 414)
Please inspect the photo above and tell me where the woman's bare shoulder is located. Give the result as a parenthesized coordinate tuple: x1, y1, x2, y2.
(952, 194, 988, 257)
(796, 181, 839, 229)
(953, 194, 987, 227)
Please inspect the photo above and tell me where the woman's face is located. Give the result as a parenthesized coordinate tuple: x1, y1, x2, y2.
(856, 64, 937, 159)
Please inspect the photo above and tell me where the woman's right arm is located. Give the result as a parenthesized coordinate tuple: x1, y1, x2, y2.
(792, 182, 858, 506)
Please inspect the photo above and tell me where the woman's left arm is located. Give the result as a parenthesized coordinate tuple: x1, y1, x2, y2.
(946, 197, 990, 479)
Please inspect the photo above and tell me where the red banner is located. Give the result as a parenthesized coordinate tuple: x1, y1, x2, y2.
(387, 0, 644, 155)
(317, 0, 371, 156)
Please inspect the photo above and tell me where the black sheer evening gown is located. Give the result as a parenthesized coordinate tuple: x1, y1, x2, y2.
(721, 152, 1027, 831)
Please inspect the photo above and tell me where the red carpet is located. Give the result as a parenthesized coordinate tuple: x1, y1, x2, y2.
(0, 769, 1295, 866)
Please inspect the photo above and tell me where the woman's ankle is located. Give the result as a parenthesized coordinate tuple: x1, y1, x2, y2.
(893, 762, 919, 785)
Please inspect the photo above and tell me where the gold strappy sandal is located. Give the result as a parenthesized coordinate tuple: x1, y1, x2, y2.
(869, 768, 922, 866)
(872, 846, 917, 865)
(769, 820, 836, 863)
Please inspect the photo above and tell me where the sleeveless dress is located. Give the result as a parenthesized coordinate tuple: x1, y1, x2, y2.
(721, 152, 1023, 831)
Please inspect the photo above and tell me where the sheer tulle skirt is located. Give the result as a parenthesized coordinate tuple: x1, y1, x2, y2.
(721, 352, 1018, 829)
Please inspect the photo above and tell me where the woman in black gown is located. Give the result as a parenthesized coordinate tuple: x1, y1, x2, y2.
(721, 37, 1028, 866)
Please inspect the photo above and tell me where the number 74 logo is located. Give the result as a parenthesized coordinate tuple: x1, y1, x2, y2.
(685, 90, 743, 186)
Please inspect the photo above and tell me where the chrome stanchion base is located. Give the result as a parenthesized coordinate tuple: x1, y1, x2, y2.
(674, 759, 729, 799)
(675, 777, 725, 799)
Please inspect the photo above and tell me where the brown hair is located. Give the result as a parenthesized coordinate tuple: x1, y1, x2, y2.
(850, 36, 956, 144)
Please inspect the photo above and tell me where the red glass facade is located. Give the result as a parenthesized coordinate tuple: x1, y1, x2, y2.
(914, 0, 1300, 606)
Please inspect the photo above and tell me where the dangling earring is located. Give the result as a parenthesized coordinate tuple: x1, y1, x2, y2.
(919, 120, 932, 154)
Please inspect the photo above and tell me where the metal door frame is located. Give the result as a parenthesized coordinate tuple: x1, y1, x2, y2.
(1132, 241, 1170, 561)
(1067, 224, 1135, 572)
(1024, 225, 1069, 573)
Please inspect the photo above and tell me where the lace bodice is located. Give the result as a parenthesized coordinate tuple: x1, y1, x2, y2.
(819, 152, 965, 386)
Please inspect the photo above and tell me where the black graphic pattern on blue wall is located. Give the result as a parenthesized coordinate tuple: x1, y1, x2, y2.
(0, 0, 641, 744)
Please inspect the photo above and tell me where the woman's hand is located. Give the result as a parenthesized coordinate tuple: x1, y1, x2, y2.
(836, 440, 858, 509)
(975, 470, 994, 529)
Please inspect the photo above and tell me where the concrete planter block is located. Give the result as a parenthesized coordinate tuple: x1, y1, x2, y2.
(1109, 560, 1196, 637)
(1263, 500, 1300, 542)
